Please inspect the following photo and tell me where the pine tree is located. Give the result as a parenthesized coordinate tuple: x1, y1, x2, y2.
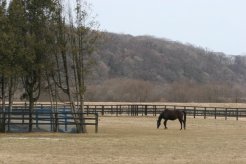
(20, 0, 58, 131)
(0, 0, 8, 132)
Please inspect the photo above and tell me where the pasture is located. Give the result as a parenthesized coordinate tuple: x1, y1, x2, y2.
(0, 116, 245, 164)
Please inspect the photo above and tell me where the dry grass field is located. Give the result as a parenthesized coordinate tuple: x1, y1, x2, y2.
(0, 116, 245, 164)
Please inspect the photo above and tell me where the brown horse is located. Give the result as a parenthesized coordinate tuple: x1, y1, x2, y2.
(157, 109, 186, 130)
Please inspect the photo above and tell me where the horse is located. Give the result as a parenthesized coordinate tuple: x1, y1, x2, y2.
(157, 109, 186, 130)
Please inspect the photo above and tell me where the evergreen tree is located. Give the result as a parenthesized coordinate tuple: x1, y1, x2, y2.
(20, 0, 58, 131)
(0, 0, 8, 132)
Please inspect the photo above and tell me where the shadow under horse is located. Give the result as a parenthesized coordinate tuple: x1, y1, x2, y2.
(157, 109, 186, 130)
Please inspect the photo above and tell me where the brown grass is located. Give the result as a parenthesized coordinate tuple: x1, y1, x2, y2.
(0, 116, 246, 164)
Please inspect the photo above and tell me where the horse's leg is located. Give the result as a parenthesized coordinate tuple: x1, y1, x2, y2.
(183, 119, 186, 130)
(183, 116, 186, 130)
(178, 119, 183, 130)
(164, 119, 168, 129)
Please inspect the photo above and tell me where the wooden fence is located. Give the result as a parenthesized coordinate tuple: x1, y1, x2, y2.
(0, 109, 98, 133)
(81, 104, 246, 120)
(1, 103, 246, 133)
(2, 103, 246, 119)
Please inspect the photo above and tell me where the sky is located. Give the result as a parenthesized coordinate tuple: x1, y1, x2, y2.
(70, 0, 246, 55)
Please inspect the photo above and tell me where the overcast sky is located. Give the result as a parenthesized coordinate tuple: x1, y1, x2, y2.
(70, 0, 246, 55)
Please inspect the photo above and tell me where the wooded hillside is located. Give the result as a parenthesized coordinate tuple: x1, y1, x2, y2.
(85, 32, 246, 102)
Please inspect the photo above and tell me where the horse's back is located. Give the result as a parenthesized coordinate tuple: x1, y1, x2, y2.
(163, 109, 178, 120)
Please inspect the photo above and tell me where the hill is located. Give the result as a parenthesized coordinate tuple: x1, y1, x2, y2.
(91, 33, 246, 83)
(85, 33, 246, 102)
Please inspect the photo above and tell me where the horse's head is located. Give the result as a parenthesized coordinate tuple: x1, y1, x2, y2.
(157, 112, 163, 129)
(157, 119, 161, 129)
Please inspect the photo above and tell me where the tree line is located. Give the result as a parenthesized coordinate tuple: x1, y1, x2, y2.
(0, 0, 100, 133)
(85, 78, 246, 103)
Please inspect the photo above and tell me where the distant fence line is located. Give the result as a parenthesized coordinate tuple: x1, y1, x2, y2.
(1, 103, 246, 120)
(83, 104, 246, 120)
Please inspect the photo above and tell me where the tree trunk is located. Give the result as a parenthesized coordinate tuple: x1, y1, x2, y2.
(79, 94, 86, 133)
(0, 76, 5, 132)
(28, 97, 34, 132)
(7, 77, 15, 132)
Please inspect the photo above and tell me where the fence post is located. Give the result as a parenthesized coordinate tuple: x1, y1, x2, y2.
(36, 110, 39, 128)
(29, 109, 32, 132)
(236, 108, 239, 121)
(152, 106, 154, 116)
(225, 108, 227, 120)
(22, 111, 24, 124)
(145, 105, 147, 116)
(136, 105, 138, 116)
(127, 105, 131, 116)
(154, 105, 157, 116)
(7, 107, 10, 132)
(141, 105, 143, 116)
(204, 107, 206, 119)
(87, 105, 89, 115)
(193, 107, 196, 118)
(63, 106, 67, 131)
(95, 113, 98, 133)
(2, 111, 6, 132)
(49, 109, 53, 131)
(131, 105, 133, 116)
(215, 108, 217, 119)
(132, 105, 134, 116)
(183, 106, 186, 118)
(23, 102, 27, 124)
(102, 105, 104, 116)
(111, 105, 113, 116)
(120, 105, 122, 115)
(55, 112, 58, 132)
(133, 105, 136, 116)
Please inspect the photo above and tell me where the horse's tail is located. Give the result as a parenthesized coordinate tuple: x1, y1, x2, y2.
(183, 111, 186, 129)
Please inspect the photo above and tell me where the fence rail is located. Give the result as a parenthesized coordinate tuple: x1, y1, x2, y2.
(0, 109, 98, 133)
